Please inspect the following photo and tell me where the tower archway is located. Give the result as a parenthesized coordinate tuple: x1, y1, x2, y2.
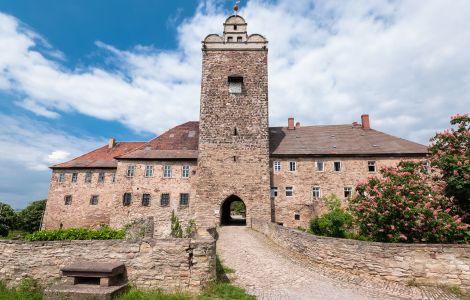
(220, 195, 246, 226)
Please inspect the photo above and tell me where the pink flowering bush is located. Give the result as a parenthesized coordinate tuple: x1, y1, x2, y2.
(350, 161, 469, 243)
(429, 113, 470, 220)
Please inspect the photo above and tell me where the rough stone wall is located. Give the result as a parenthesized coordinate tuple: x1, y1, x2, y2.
(43, 168, 117, 230)
(194, 49, 271, 228)
(270, 156, 424, 228)
(252, 218, 470, 290)
(0, 236, 216, 293)
(109, 160, 197, 237)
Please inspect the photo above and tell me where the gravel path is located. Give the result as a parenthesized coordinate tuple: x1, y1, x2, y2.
(216, 226, 458, 300)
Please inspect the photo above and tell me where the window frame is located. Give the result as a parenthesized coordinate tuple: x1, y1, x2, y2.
(64, 195, 72, 205)
(163, 165, 172, 178)
(368, 161, 376, 173)
(333, 161, 342, 172)
(160, 193, 170, 207)
(344, 187, 353, 198)
(58, 173, 65, 183)
(273, 161, 281, 172)
(179, 193, 189, 206)
(182, 165, 190, 178)
(285, 186, 294, 197)
(289, 161, 297, 172)
(90, 195, 99, 205)
(71, 172, 78, 183)
(271, 187, 278, 198)
(98, 172, 105, 183)
(122, 193, 132, 206)
(142, 193, 151, 207)
(145, 165, 154, 177)
(126, 165, 135, 177)
(294, 213, 300, 221)
(84, 172, 92, 183)
(312, 186, 321, 199)
(315, 161, 324, 172)
(112, 172, 116, 183)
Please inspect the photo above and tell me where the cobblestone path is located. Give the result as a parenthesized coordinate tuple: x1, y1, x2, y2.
(217, 226, 458, 300)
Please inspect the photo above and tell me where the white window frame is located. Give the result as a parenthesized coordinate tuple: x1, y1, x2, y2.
(58, 173, 65, 183)
(368, 161, 376, 173)
(271, 187, 278, 198)
(315, 161, 324, 172)
(163, 165, 172, 178)
(289, 161, 297, 172)
(126, 165, 135, 177)
(333, 161, 342, 172)
(312, 186, 321, 199)
(344, 187, 353, 198)
(71, 172, 78, 183)
(145, 165, 154, 177)
(274, 161, 281, 172)
(84, 172, 92, 183)
(98, 172, 105, 183)
(182, 165, 190, 178)
(285, 186, 294, 197)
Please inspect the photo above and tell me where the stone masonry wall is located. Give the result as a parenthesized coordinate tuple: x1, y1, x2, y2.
(0, 236, 216, 293)
(252, 218, 470, 290)
(270, 156, 424, 228)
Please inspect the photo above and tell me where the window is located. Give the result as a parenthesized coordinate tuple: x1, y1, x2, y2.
(233, 127, 238, 136)
(237, 36, 242, 43)
(271, 187, 278, 198)
(227, 36, 233, 43)
(289, 161, 297, 172)
(294, 213, 300, 221)
(142, 194, 151, 206)
(98, 172, 105, 183)
(85, 172, 92, 183)
(180, 193, 189, 206)
(368, 161, 376, 172)
(90, 195, 98, 205)
(274, 161, 281, 172)
(228, 76, 243, 94)
(312, 187, 321, 199)
(112, 173, 116, 183)
(163, 165, 172, 178)
(58, 173, 65, 183)
(182, 165, 190, 178)
(64, 195, 72, 205)
(71, 173, 78, 183)
(234, 25, 237, 30)
(160, 193, 170, 206)
(126, 165, 135, 177)
(344, 187, 353, 198)
(333, 161, 342, 172)
(315, 161, 324, 172)
(285, 186, 293, 197)
(145, 165, 154, 177)
(123, 193, 132, 206)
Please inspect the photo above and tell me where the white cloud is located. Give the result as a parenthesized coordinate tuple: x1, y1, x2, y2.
(15, 98, 60, 118)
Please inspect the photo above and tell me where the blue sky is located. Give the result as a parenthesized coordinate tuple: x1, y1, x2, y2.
(0, 0, 469, 208)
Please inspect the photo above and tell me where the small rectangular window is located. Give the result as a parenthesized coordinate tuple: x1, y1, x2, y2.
(180, 193, 189, 206)
(286, 186, 293, 197)
(112, 173, 116, 183)
(163, 165, 172, 178)
(182, 165, 190, 178)
(126, 165, 135, 177)
(228, 76, 243, 94)
(142, 193, 151, 206)
(161, 193, 170, 206)
(334, 161, 342, 172)
(90, 195, 99, 205)
(344, 187, 353, 198)
(271, 187, 278, 198)
(312, 187, 321, 199)
(145, 165, 154, 177)
(98, 172, 105, 183)
(315, 161, 324, 172)
(237, 36, 242, 43)
(71, 173, 78, 183)
(368, 161, 376, 172)
(64, 195, 72, 205)
(289, 161, 297, 172)
(58, 173, 65, 183)
(294, 213, 300, 221)
(274, 161, 281, 172)
(85, 172, 92, 183)
(123, 193, 132, 206)
(227, 36, 233, 43)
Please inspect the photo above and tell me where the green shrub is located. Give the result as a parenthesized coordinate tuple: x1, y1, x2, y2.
(0, 277, 43, 300)
(17, 200, 47, 233)
(170, 211, 196, 238)
(25, 226, 125, 241)
(309, 208, 353, 238)
(0, 202, 17, 237)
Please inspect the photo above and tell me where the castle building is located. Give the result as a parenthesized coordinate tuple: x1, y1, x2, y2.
(42, 15, 427, 235)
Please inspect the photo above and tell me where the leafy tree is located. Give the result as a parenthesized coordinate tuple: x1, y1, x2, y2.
(309, 194, 353, 238)
(230, 201, 245, 215)
(17, 199, 47, 233)
(429, 113, 470, 219)
(0, 202, 17, 237)
(350, 161, 469, 243)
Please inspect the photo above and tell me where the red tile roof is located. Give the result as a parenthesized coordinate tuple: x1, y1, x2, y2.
(51, 121, 427, 169)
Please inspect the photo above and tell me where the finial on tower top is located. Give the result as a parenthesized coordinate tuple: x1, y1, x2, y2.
(233, 0, 240, 15)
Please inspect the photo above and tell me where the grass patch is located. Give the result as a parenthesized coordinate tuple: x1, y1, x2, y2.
(216, 257, 235, 275)
(0, 230, 28, 240)
(198, 282, 255, 300)
(117, 287, 190, 300)
(0, 278, 43, 300)
(446, 286, 470, 300)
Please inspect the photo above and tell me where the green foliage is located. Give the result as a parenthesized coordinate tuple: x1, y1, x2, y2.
(0, 277, 43, 300)
(350, 161, 469, 243)
(309, 194, 353, 238)
(185, 219, 197, 238)
(199, 282, 256, 300)
(230, 201, 245, 215)
(117, 287, 190, 300)
(170, 211, 197, 238)
(429, 113, 470, 219)
(0, 202, 16, 237)
(17, 200, 47, 233)
(216, 257, 234, 275)
(25, 226, 125, 241)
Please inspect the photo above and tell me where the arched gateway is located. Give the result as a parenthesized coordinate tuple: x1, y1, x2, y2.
(220, 195, 247, 226)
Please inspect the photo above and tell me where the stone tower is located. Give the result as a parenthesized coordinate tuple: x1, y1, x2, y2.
(194, 15, 271, 227)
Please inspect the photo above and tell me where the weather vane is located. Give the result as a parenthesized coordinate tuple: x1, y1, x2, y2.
(233, 0, 240, 15)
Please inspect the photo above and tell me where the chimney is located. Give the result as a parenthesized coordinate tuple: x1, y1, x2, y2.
(108, 138, 116, 149)
(288, 117, 295, 130)
(361, 114, 370, 130)
(295, 122, 300, 129)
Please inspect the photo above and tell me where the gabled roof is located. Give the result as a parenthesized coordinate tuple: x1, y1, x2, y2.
(51, 142, 145, 169)
(117, 122, 199, 160)
(269, 124, 427, 156)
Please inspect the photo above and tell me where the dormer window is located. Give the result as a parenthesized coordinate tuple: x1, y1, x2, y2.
(228, 76, 243, 94)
